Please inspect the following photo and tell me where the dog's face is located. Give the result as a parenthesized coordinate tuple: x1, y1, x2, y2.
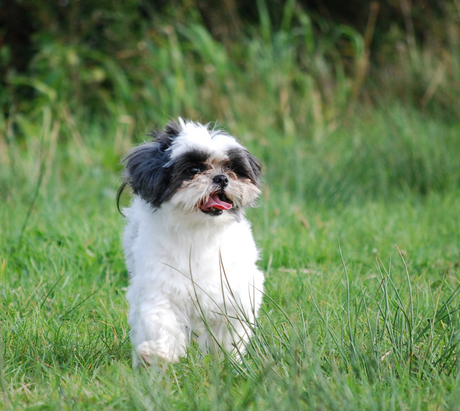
(118, 119, 261, 220)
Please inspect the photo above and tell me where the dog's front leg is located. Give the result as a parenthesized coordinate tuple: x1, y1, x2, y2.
(129, 299, 189, 367)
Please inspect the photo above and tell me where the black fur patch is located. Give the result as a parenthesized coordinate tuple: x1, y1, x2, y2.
(117, 128, 210, 212)
(169, 150, 209, 185)
(121, 142, 171, 208)
(117, 121, 182, 213)
(227, 148, 262, 187)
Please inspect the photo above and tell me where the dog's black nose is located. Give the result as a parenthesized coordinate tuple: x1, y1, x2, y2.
(213, 175, 228, 187)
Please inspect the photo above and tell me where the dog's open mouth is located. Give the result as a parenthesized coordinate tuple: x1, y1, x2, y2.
(200, 192, 233, 216)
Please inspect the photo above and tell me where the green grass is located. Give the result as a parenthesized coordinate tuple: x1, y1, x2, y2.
(1, 102, 460, 409)
(1, 4, 460, 407)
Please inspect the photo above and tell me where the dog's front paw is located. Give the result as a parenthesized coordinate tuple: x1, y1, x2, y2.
(135, 341, 181, 365)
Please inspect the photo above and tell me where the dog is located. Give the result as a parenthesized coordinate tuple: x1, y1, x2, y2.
(118, 118, 264, 366)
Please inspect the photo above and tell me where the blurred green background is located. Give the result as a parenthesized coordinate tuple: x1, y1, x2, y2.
(2, 0, 459, 121)
(1, 0, 460, 205)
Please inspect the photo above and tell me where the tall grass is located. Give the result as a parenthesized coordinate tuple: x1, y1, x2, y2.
(3, 1, 460, 203)
(4, 1, 460, 138)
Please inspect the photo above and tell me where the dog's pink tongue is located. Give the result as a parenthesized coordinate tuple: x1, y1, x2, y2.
(203, 194, 232, 210)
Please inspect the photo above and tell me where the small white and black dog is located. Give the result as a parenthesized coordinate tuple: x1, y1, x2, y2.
(118, 118, 264, 367)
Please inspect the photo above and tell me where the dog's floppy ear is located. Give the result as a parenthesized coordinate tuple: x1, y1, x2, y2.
(246, 150, 262, 187)
(227, 148, 262, 188)
(117, 121, 181, 214)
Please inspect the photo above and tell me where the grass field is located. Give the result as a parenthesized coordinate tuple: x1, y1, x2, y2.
(1, 99, 460, 409)
(1, 3, 460, 407)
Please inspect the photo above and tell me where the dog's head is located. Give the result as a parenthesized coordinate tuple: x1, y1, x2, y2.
(118, 119, 261, 220)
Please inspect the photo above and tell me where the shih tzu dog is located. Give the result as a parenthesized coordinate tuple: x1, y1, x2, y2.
(118, 118, 264, 367)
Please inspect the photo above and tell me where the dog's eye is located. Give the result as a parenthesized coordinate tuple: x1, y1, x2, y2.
(223, 163, 231, 172)
(187, 167, 200, 175)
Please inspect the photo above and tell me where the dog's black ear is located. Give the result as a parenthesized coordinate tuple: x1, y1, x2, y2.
(117, 122, 182, 213)
(227, 148, 262, 188)
(246, 151, 262, 187)
(121, 142, 171, 207)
